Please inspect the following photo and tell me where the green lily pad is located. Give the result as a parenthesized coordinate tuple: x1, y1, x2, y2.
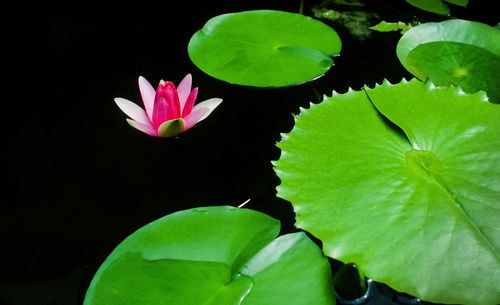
(83, 206, 336, 305)
(397, 19, 500, 102)
(406, 0, 449, 14)
(274, 78, 500, 305)
(405, 0, 468, 14)
(188, 10, 341, 87)
(369, 20, 412, 34)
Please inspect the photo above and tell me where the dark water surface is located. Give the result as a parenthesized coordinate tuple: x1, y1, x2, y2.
(2, 1, 497, 304)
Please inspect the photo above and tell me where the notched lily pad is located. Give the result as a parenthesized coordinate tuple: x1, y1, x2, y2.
(188, 10, 341, 87)
(397, 19, 500, 102)
(274, 78, 500, 305)
(84, 206, 336, 305)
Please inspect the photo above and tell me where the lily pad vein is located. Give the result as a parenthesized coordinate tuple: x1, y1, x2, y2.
(365, 90, 500, 261)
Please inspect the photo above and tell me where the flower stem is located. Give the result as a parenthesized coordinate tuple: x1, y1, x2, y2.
(299, 0, 305, 14)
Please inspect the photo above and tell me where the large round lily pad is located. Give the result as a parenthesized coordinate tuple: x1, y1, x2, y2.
(84, 206, 336, 305)
(188, 10, 341, 87)
(274, 78, 500, 305)
(396, 19, 500, 102)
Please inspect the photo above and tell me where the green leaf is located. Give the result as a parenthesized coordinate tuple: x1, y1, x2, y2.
(443, 0, 468, 6)
(274, 78, 500, 305)
(84, 206, 336, 305)
(369, 20, 412, 34)
(87, 254, 253, 305)
(158, 118, 185, 137)
(396, 19, 500, 102)
(241, 232, 336, 305)
(405, 0, 450, 14)
(188, 10, 341, 87)
(405, 0, 468, 14)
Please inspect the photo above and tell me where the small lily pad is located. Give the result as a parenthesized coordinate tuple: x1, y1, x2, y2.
(188, 10, 341, 87)
(84, 206, 336, 305)
(405, 0, 468, 14)
(369, 20, 412, 34)
(397, 19, 500, 102)
(274, 78, 500, 305)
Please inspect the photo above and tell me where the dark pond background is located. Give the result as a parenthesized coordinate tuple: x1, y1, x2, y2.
(2, 1, 498, 304)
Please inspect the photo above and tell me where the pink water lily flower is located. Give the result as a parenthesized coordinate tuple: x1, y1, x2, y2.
(114, 74, 222, 137)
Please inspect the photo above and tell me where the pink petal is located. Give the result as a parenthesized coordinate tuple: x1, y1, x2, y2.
(191, 98, 223, 123)
(177, 74, 192, 110)
(138, 76, 156, 121)
(152, 82, 181, 128)
(114, 98, 151, 124)
(182, 87, 198, 117)
(183, 107, 210, 131)
(126, 119, 158, 136)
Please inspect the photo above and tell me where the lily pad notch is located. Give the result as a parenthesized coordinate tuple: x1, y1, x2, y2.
(188, 10, 342, 87)
(84, 206, 337, 305)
